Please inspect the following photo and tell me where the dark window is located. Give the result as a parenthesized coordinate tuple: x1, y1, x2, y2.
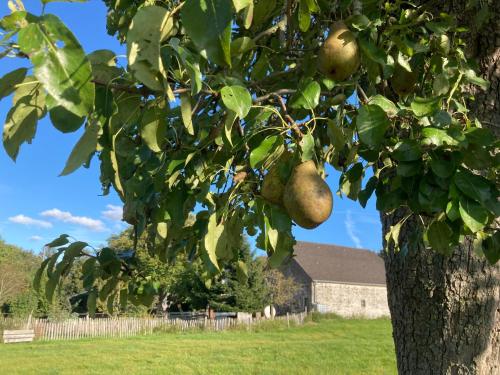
(361, 300, 366, 308)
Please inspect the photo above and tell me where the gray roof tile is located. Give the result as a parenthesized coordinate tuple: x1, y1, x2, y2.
(291, 241, 386, 285)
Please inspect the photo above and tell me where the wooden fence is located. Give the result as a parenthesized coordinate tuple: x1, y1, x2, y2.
(1, 312, 307, 342)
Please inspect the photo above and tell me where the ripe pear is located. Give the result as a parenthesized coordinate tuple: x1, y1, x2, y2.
(283, 161, 333, 229)
(262, 167, 285, 205)
(318, 21, 360, 82)
(261, 151, 292, 205)
(390, 64, 417, 96)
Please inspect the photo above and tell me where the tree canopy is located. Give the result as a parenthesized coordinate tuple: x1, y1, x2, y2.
(1, 0, 498, 314)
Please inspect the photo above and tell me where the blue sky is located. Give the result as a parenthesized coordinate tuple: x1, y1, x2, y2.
(0, 0, 382, 253)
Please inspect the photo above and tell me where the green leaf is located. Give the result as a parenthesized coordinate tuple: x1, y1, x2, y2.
(82, 258, 97, 290)
(181, 0, 233, 66)
(231, 37, 256, 56)
(60, 122, 100, 176)
(459, 197, 489, 233)
(446, 200, 460, 222)
(411, 97, 441, 117)
(221, 85, 252, 119)
(224, 111, 237, 147)
(453, 169, 492, 205)
(356, 105, 390, 149)
(430, 154, 455, 178)
(463, 69, 489, 90)
(341, 162, 363, 200)
(127, 6, 173, 91)
(289, 80, 320, 110)
(368, 95, 398, 116)
(99, 247, 121, 277)
(33, 258, 50, 292)
(421, 128, 459, 147)
(426, 220, 453, 256)
(3, 79, 46, 161)
(298, 0, 312, 32)
(327, 119, 345, 150)
(359, 38, 386, 65)
(168, 39, 203, 94)
(49, 104, 85, 133)
(232, 0, 251, 12)
(0, 68, 27, 101)
(18, 15, 94, 117)
(359, 176, 377, 208)
(385, 221, 403, 250)
(45, 234, 70, 248)
(203, 213, 223, 272)
(140, 106, 167, 152)
(156, 222, 168, 240)
(250, 135, 280, 169)
(482, 232, 500, 265)
(299, 132, 315, 161)
(393, 140, 422, 162)
(433, 74, 450, 96)
(180, 93, 194, 135)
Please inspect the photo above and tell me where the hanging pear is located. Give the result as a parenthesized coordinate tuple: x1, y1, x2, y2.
(390, 64, 418, 96)
(283, 161, 333, 229)
(261, 151, 293, 205)
(318, 21, 360, 82)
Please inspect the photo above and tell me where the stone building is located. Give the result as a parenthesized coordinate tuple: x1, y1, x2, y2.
(282, 241, 390, 318)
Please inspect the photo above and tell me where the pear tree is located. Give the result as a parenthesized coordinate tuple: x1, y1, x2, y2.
(1, 0, 498, 372)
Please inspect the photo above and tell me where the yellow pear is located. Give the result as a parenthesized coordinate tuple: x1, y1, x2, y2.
(390, 64, 418, 96)
(318, 21, 360, 82)
(261, 152, 291, 205)
(262, 167, 285, 205)
(283, 161, 333, 229)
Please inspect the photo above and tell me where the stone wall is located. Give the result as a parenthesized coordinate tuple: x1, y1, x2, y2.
(313, 281, 390, 318)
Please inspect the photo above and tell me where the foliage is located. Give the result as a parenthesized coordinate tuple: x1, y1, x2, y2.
(0, 238, 73, 318)
(265, 268, 300, 309)
(0, 239, 38, 309)
(1, 0, 498, 311)
(0, 317, 396, 374)
(169, 237, 271, 312)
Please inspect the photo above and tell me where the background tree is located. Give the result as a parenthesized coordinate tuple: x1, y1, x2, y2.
(170, 237, 271, 313)
(1, 0, 498, 373)
(265, 268, 300, 312)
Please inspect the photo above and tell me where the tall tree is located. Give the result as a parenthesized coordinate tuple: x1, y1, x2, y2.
(1, 1, 498, 373)
(381, 1, 499, 373)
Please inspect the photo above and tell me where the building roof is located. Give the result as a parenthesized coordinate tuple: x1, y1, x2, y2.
(291, 241, 386, 285)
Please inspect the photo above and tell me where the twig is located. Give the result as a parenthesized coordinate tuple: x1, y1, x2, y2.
(356, 84, 369, 104)
(270, 93, 303, 139)
(92, 79, 214, 98)
(253, 19, 287, 43)
(253, 88, 342, 103)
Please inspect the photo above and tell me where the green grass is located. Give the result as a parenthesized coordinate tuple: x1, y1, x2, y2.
(0, 317, 396, 375)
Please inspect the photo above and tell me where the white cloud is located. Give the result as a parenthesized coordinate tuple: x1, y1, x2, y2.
(345, 210, 363, 249)
(9, 215, 53, 229)
(102, 205, 123, 222)
(41, 209, 108, 232)
(30, 235, 43, 241)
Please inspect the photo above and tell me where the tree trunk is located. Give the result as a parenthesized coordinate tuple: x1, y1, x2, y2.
(382, 1, 500, 374)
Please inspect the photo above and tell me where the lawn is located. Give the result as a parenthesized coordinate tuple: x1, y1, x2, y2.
(0, 316, 396, 375)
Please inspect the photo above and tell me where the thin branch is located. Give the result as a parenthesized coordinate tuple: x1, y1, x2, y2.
(91, 79, 215, 98)
(356, 84, 369, 104)
(253, 88, 343, 103)
(253, 19, 287, 43)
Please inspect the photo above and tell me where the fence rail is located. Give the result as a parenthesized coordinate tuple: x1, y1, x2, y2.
(1, 312, 307, 342)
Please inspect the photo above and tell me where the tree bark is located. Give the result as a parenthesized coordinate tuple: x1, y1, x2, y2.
(382, 1, 500, 374)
